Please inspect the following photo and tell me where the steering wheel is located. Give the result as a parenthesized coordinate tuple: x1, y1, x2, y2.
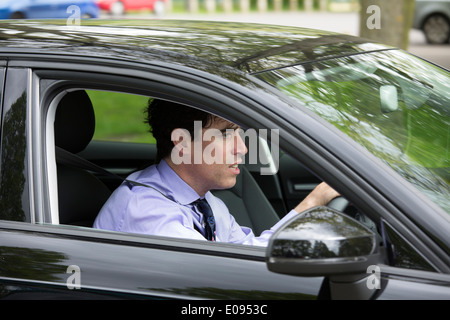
(327, 196, 350, 212)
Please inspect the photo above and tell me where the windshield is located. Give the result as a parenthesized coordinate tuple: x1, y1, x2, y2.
(256, 50, 449, 213)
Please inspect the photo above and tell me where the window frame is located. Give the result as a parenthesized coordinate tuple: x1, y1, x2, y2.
(22, 59, 448, 275)
(34, 65, 286, 227)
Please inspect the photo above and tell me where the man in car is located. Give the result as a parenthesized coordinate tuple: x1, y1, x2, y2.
(93, 99, 339, 246)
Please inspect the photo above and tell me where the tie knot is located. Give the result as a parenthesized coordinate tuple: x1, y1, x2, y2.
(194, 198, 213, 218)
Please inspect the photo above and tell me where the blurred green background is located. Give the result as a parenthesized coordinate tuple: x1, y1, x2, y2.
(87, 90, 156, 144)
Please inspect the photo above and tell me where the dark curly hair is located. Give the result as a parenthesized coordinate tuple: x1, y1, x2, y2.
(145, 99, 214, 163)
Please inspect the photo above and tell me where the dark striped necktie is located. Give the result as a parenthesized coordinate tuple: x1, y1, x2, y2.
(193, 198, 216, 241)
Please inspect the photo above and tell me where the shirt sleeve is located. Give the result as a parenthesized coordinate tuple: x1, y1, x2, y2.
(226, 209, 299, 247)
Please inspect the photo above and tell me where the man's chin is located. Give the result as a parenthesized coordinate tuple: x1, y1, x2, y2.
(212, 178, 237, 191)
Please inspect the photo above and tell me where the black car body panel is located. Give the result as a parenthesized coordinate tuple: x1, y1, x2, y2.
(0, 20, 392, 73)
(0, 20, 449, 300)
(0, 221, 324, 299)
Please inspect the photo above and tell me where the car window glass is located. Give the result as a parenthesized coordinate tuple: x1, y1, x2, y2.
(383, 221, 435, 272)
(0, 68, 30, 223)
(257, 50, 450, 214)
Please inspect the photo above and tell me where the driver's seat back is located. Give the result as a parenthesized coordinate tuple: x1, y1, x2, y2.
(212, 165, 280, 236)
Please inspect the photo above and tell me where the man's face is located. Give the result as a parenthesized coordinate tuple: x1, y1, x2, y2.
(171, 116, 248, 196)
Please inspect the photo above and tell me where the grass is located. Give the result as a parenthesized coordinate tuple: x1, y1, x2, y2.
(87, 90, 156, 144)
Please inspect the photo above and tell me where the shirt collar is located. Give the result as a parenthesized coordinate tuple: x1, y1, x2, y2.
(157, 159, 202, 205)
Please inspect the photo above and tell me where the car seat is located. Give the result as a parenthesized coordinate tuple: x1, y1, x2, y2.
(54, 90, 111, 226)
(212, 166, 280, 236)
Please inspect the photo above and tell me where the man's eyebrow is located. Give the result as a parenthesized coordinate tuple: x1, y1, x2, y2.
(219, 123, 240, 131)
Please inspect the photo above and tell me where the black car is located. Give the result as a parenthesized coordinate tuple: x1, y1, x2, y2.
(0, 19, 449, 301)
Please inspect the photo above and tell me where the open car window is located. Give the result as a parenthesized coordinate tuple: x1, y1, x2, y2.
(43, 85, 435, 272)
(48, 88, 285, 240)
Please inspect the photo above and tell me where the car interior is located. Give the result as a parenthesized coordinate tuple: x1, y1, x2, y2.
(51, 89, 333, 236)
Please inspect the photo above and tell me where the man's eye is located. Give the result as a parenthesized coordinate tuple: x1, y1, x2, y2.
(222, 130, 235, 139)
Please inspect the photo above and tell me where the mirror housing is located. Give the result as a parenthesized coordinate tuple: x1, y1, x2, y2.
(267, 207, 380, 277)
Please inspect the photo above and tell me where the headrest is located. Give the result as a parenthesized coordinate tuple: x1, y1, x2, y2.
(54, 90, 95, 154)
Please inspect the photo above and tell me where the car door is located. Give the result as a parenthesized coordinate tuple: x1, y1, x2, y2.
(0, 64, 327, 300)
(1, 220, 325, 299)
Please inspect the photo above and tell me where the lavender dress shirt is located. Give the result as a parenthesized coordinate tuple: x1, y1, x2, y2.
(93, 159, 298, 246)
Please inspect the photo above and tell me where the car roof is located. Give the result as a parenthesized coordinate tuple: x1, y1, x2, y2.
(0, 19, 391, 74)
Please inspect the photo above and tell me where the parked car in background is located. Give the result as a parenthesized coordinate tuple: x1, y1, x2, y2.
(413, 0, 450, 44)
(96, 0, 165, 16)
(0, 0, 99, 19)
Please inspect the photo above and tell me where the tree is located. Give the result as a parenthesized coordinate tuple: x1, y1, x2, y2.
(359, 0, 416, 50)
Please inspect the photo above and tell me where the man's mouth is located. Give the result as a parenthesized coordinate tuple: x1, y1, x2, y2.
(228, 162, 241, 175)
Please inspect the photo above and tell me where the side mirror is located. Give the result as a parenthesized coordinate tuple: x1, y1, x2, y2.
(267, 207, 380, 277)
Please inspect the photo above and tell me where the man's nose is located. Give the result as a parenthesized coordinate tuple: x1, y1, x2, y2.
(234, 132, 248, 156)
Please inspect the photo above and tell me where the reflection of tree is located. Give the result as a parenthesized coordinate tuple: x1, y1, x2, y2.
(0, 246, 67, 281)
(0, 20, 369, 76)
(146, 286, 315, 300)
(258, 51, 450, 212)
(231, 34, 367, 73)
(271, 209, 375, 259)
(338, 238, 373, 257)
(0, 93, 27, 222)
(0, 245, 68, 297)
(272, 238, 372, 259)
